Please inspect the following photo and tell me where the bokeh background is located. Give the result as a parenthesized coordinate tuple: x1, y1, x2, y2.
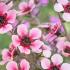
(0, 0, 70, 70)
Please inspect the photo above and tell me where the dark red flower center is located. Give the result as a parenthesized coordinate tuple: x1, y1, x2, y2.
(52, 66, 59, 70)
(49, 65, 60, 70)
(0, 13, 7, 28)
(21, 36, 31, 47)
(23, 6, 31, 13)
(64, 2, 70, 13)
(64, 46, 70, 53)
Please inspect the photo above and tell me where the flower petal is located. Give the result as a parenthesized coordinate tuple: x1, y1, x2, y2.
(17, 24, 28, 37)
(12, 35, 20, 47)
(29, 28, 42, 39)
(57, 0, 69, 5)
(0, 24, 12, 34)
(56, 41, 65, 51)
(1, 49, 11, 61)
(7, 10, 16, 23)
(43, 50, 51, 58)
(20, 59, 30, 70)
(7, 1, 13, 10)
(54, 3, 64, 12)
(18, 46, 30, 54)
(62, 13, 70, 22)
(51, 54, 63, 65)
(31, 40, 43, 52)
(0, 2, 7, 13)
(41, 58, 50, 69)
(6, 61, 18, 70)
(61, 63, 70, 70)
(19, 2, 27, 11)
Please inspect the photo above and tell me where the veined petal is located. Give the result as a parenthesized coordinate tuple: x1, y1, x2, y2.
(41, 58, 50, 69)
(0, 24, 12, 34)
(31, 40, 43, 52)
(62, 13, 70, 22)
(51, 54, 63, 65)
(29, 28, 42, 39)
(20, 59, 30, 70)
(43, 50, 51, 58)
(18, 46, 30, 54)
(7, 10, 16, 23)
(6, 61, 18, 70)
(57, 0, 69, 5)
(12, 35, 20, 47)
(54, 3, 64, 12)
(17, 24, 28, 37)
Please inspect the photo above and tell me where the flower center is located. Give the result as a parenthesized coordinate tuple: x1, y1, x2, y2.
(23, 6, 31, 13)
(52, 66, 59, 70)
(64, 2, 70, 13)
(64, 46, 70, 53)
(21, 36, 31, 46)
(0, 13, 7, 28)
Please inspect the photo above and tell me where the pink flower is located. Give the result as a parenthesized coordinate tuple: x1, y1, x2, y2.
(0, 43, 16, 65)
(54, 0, 70, 22)
(0, 1, 16, 34)
(56, 40, 70, 57)
(41, 54, 70, 70)
(18, 1, 35, 15)
(12, 24, 43, 54)
(39, 16, 62, 42)
(6, 59, 30, 70)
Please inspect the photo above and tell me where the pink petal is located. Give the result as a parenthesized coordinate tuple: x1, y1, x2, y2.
(18, 46, 30, 54)
(62, 13, 70, 22)
(0, 24, 12, 34)
(7, 10, 16, 23)
(56, 41, 65, 51)
(1, 49, 11, 61)
(31, 40, 43, 52)
(43, 50, 51, 58)
(9, 43, 17, 52)
(20, 59, 30, 70)
(0, 2, 7, 13)
(12, 35, 20, 47)
(61, 63, 70, 70)
(51, 54, 63, 65)
(19, 2, 29, 12)
(7, 1, 13, 10)
(57, 0, 69, 5)
(6, 61, 18, 70)
(62, 51, 70, 57)
(17, 24, 28, 37)
(54, 3, 64, 12)
(41, 58, 50, 69)
(29, 28, 42, 39)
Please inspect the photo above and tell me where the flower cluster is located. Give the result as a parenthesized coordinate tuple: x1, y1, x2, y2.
(0, 0, 70, 70)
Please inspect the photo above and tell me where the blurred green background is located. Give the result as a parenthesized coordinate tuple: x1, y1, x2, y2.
(0, 0, 70, 70)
